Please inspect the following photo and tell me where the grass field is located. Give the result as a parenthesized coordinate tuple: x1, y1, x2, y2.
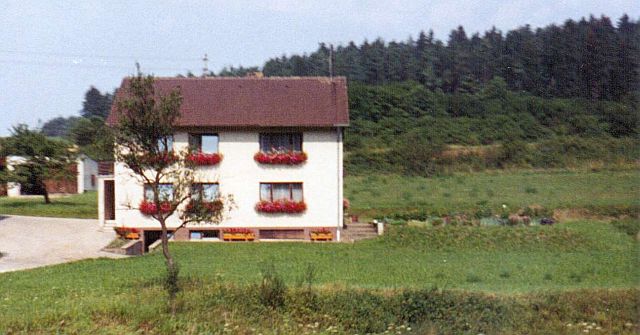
(0, 170, 636, 220)
(0, 220, 638, 333)
(0, 170, 638, 333)
(0, 191, 97, 219)
(345, 169, 640, 218)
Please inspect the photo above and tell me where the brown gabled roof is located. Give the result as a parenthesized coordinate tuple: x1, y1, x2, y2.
(107, 76, 349, 127)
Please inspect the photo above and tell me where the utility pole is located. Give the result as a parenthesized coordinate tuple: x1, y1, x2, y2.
(329, 44, 334, 79)
(135, 61, 141, 75)
(202, 53, 209, 77)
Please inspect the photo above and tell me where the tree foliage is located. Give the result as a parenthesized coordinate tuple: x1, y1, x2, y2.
(261, 14, 639, 101)
(41, 116, 79, 137)
(81, 86, 114, 119)
(112, 73, 233, 313)
(2, 125, 76, 203)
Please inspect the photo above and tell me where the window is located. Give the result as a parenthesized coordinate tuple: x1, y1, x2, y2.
(260, 183, 303, 202)
(158, 136, 174, 152)
(259, 133, 302, 152)
(191, 183, 219, 201)
(189, 134, 219, 153)
(143, 184, 173, 201)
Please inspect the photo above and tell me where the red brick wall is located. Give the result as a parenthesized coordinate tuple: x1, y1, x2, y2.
(44, 164, 78, 194)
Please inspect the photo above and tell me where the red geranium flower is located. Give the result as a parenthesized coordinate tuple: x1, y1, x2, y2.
(255, 200, 306, 213)
(254, 151, 307, 165)
(186, 152, 223, 166)
(223, 228, 253, 234)
(311, 228, 331, 234)
(139, 200, 173, 215)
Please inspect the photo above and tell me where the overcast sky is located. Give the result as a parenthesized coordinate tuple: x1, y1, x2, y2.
(0, 0, 637, 136)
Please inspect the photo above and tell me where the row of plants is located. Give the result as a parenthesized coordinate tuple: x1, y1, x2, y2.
(222, 228, 255, 241)
(139, 199, 307, 215)
(135, 150, 309, 167)
(254, 150, 307, 165)
(220, 228, 333, 241)
(255, 199, 307, 213)
(217, 266, 639, 334)
(375, 204, 555, 226)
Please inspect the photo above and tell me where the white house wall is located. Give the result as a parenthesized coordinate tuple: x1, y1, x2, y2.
(113, 129, 343, 229)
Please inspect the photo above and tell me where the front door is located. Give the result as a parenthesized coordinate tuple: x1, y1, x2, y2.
(104, 180, 115, 220)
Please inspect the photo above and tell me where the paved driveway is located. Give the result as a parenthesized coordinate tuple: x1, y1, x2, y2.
(0, 215, 122, 273)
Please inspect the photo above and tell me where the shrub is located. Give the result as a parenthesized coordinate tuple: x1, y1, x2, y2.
(257, 264, 286, 309)
(610, 219, 640, 237)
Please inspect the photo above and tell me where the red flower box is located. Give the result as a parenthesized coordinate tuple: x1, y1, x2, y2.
(254, 151, 307, 165)
(114, 227, 139, 238)
(255, 200, 306, 213)
(223, 228, 253, 234)
(139, 200, 173, 215)
(186, 152, 223, 166)
(311, 227, 331, 234)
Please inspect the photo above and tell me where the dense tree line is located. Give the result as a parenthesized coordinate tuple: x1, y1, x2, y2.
(260, 15, 639, 101)
(346, 79, 637, 149)
(40, 86, 114, 160)
(345, 79, 639, 175)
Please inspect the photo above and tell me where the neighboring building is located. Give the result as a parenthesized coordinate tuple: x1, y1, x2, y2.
(100, 76, 349, 246)
(3, 154, 98, 196)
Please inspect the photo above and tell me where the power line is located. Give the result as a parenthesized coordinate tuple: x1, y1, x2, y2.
(0, 49, 200, 63)
(0, 59, 192, 72)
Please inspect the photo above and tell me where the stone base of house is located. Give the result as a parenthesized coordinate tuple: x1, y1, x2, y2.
(136, 226, 339, 252)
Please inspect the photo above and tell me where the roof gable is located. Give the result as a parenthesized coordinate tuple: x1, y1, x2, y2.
(107, 76, 349, 128)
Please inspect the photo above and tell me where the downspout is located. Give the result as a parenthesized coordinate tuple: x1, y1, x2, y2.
(337, 126, 343, 242)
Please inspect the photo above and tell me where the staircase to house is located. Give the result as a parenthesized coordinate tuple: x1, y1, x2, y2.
(342, 222, 379, 242)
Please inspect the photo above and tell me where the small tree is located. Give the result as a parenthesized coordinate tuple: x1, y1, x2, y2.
(2, 125, 77, 204)
(112, 73, 232, 313)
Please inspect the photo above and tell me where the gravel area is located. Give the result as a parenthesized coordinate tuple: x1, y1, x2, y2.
(0, 215, 123, 273)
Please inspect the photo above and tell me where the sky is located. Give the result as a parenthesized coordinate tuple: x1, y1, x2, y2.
(0, 0, 637, 136)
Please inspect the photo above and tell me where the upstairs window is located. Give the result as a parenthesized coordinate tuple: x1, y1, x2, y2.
(260, 183, 303, 202)
(157, 136, 174, 152)
(144, 183, 174, 202)
(189, 134, 219, 153)
(191, 183, 219, 201)
(259, 133, 302, 152)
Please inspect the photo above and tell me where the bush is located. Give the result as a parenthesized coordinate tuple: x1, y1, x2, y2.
(611, 218, 640, 237)
(257, 264, 286, 309)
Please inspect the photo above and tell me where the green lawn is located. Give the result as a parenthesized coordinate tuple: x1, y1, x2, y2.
(0, 191, 98, 219)
(0, 170, 636, 220)
(346, 169, 640, 217)
(0, 220, 637, 333)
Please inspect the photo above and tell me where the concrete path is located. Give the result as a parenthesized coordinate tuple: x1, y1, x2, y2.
(0, 215, 123, 273)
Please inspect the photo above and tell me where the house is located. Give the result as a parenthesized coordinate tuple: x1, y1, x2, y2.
(100, 76, 349, 246)
(2, 154, 98, 196)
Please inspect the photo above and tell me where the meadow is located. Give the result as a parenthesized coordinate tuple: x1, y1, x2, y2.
(345, 169, 640, 218)
(0, 220, 638, 334)
(0, 191, 97, 219)
(0, 170, 638, 333)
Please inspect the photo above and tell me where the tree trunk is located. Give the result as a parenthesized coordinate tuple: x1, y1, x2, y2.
(160, 219, 179, 315)
(41, 182, 51, 204)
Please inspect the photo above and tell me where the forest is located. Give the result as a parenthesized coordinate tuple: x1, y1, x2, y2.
(39, 14, 639, 175)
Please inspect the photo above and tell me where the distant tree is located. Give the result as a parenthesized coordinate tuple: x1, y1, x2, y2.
(81, 86, 113, 119)
(112, 73, 233, 314)
(69, 116, 114, 160)
(2, 125, 76, 203)
(41, 116, 79, 137)
(218, 65, 260, 77)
